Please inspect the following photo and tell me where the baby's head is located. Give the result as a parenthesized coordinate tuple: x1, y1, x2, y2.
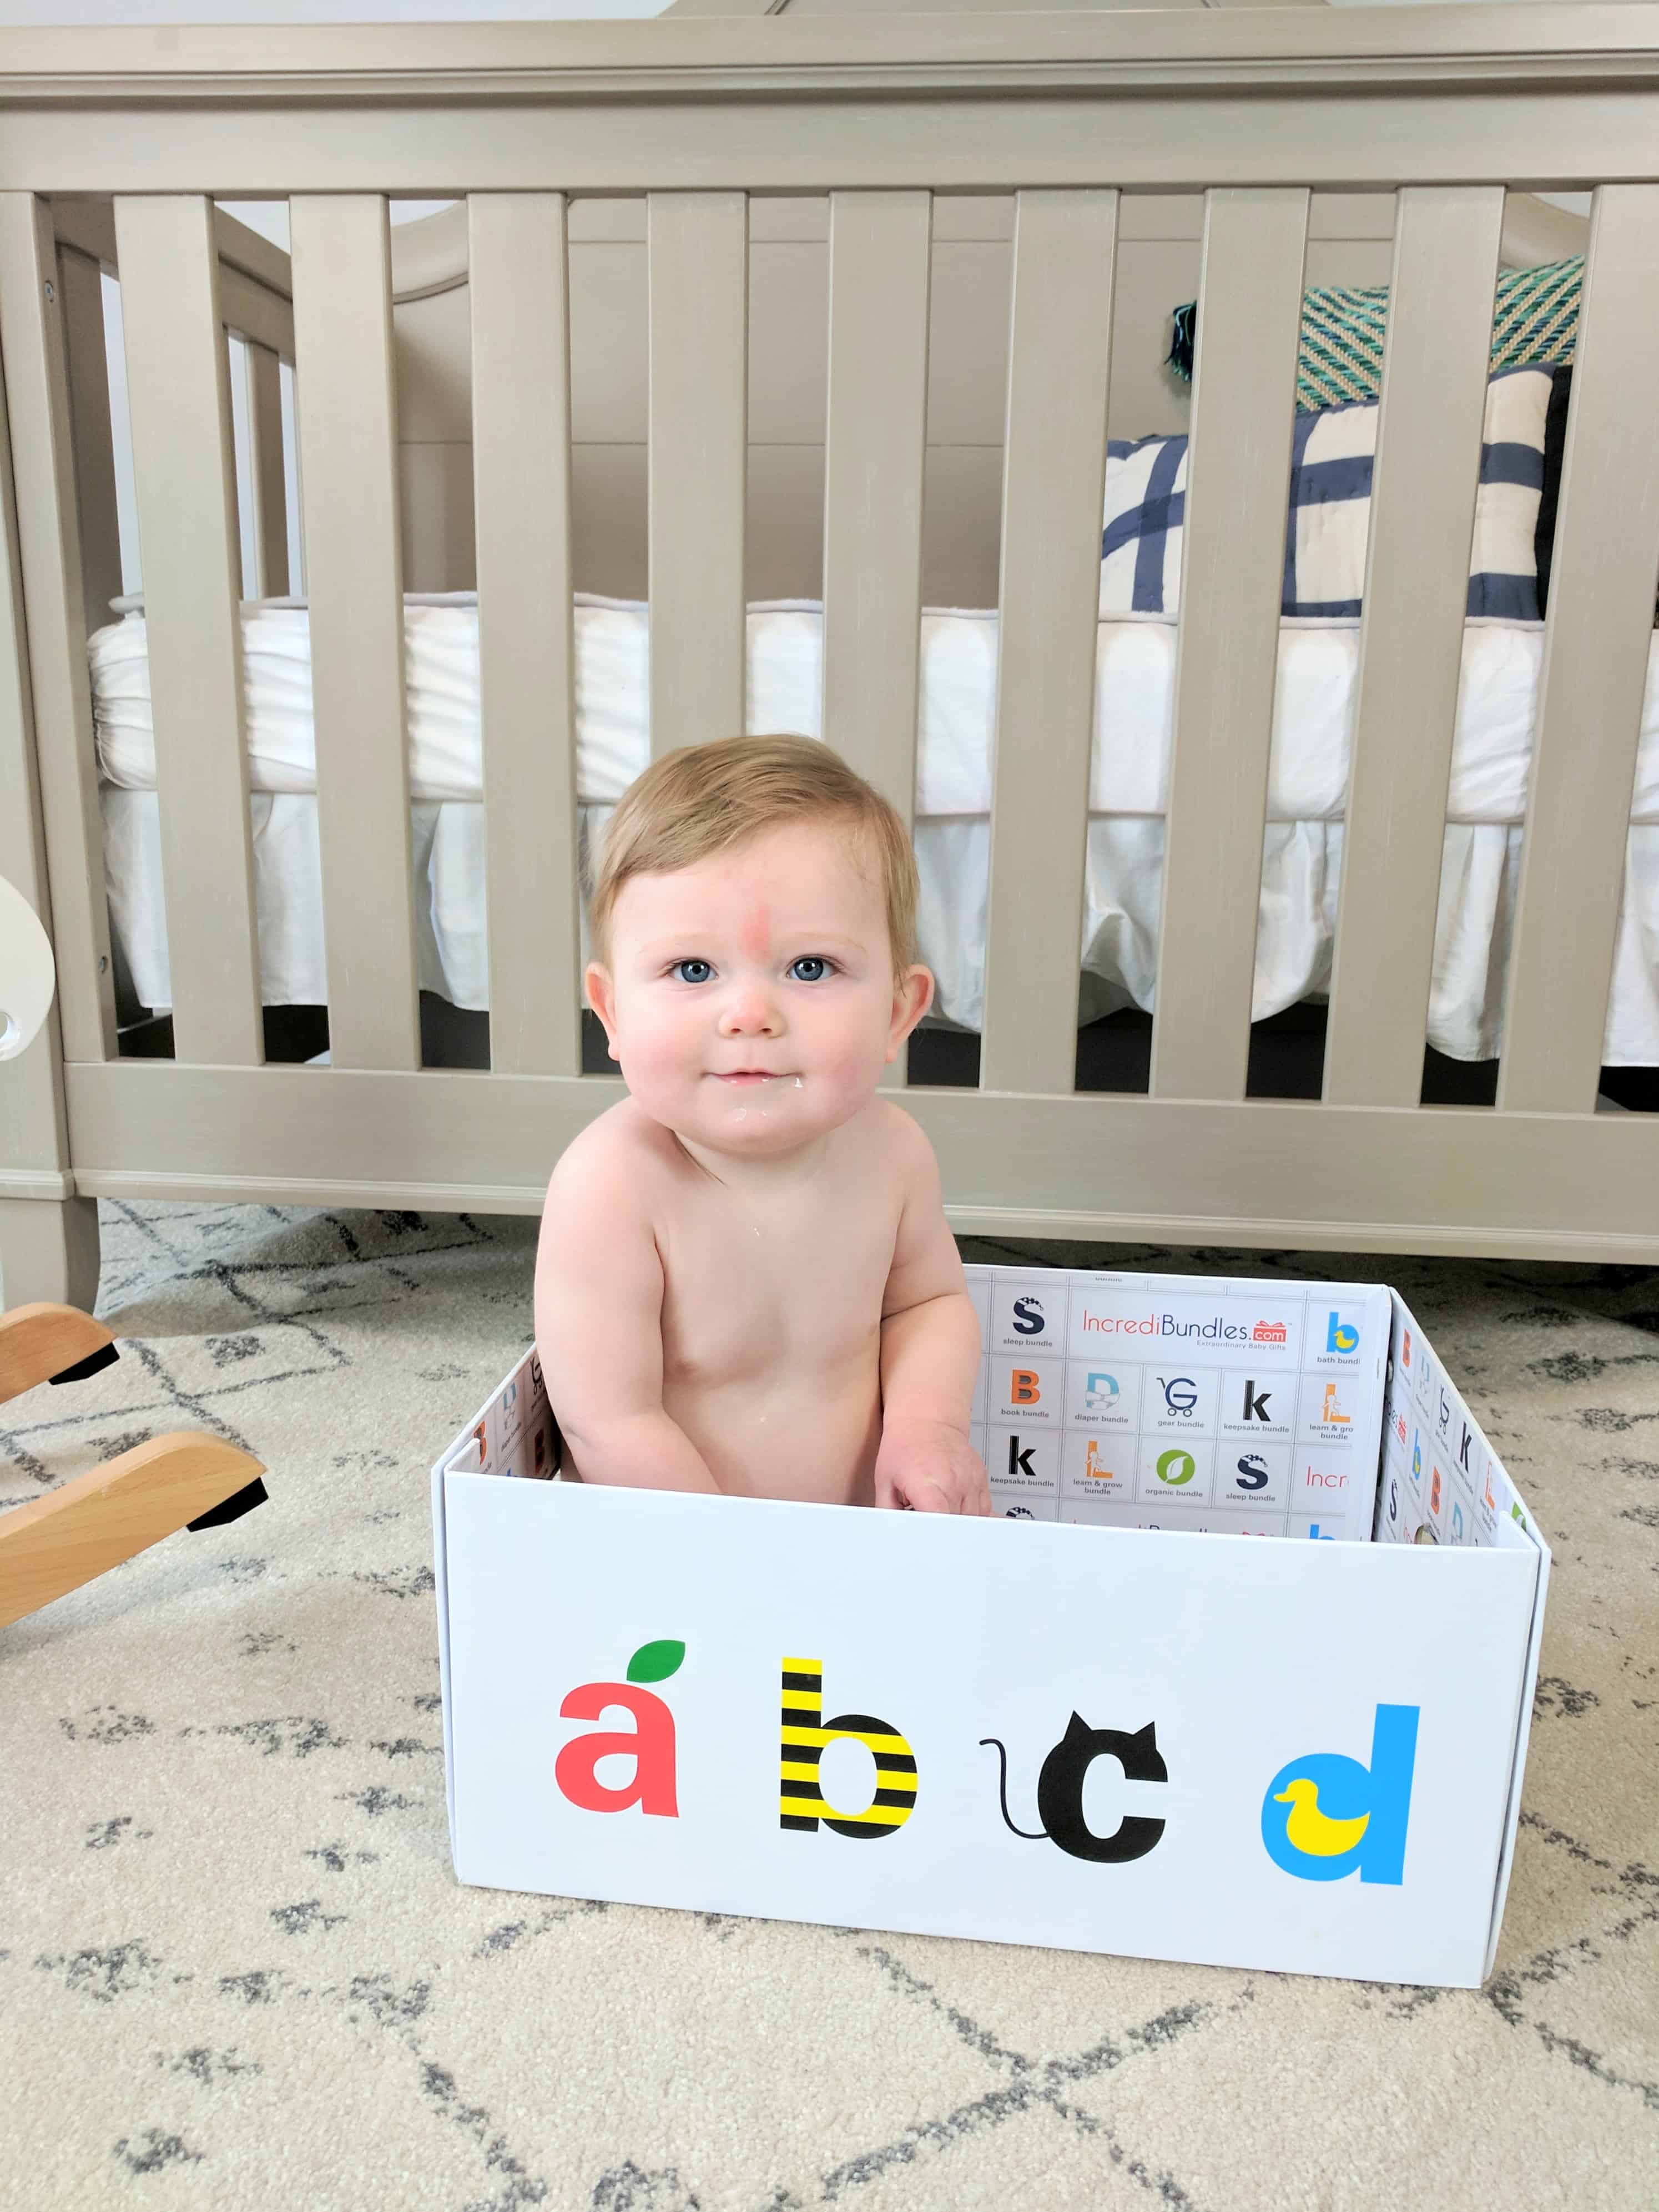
(586, 734, 933, 1157)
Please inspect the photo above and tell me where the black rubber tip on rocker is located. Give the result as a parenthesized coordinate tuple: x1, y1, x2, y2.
(188, 1476, 270, 1531)
(48, 1341, 120, 1386)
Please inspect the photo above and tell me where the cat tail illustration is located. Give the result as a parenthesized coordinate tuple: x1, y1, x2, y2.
(978, 1737, 1046, 1840)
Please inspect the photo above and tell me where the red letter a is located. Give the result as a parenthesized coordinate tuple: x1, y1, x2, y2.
(554, 1683, 679, 1817)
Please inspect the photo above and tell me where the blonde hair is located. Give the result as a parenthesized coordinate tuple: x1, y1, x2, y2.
(589, 734, 919, 977)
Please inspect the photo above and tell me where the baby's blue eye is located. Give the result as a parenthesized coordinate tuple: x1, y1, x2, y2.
(789, 957, 831, 983)
(671, 959, 713, 986)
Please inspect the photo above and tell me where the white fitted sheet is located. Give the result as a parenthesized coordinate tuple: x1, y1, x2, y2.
(90, 595, 1659, 1064)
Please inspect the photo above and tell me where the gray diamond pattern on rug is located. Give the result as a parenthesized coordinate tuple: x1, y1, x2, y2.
(2, 1201, 1656, 2210)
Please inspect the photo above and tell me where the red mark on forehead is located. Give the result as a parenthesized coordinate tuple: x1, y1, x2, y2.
(739, 898, 771, 965)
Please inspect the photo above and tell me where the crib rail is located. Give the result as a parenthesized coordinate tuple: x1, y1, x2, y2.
(238, 339, 289, 603)
(0, 192, 115, 1065)
(470, 193, 582, 1081)
(52, 224, 123, 635)
(113, 195, 261, 1070)
(1151, 187, 1308, 1105)
(1499, 186, 1659, 1115)
(648, 193, 749, 758)
(289, 195, 417, 1072)
(4, 8, 1659, 1261)
(982, 189, 1116, 1099)
(1322, 185, 1506, 1110)
(820, 189, 930, 829)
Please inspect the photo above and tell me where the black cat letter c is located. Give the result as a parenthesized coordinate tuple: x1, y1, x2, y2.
(980, 1714, 1167, 1864)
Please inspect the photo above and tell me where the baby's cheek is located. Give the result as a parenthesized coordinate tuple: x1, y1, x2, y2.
(617, 1021, 700, 1108)
(818, 1029, 890, 1107)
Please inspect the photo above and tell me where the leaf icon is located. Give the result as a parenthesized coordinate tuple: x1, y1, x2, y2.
(626, 1639, 685, 1684)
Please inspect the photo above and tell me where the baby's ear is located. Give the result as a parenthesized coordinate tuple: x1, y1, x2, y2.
(584, 963, 620, 1054)
(889, 964, 934, 1052)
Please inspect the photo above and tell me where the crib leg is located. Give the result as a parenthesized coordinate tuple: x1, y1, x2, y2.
(0, 1196, 102, 1315)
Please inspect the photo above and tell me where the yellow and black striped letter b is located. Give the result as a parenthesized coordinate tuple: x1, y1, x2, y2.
(779, 1657, 919, 1840)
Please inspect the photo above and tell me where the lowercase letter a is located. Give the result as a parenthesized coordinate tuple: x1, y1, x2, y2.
(554, 1642, 685, 1817)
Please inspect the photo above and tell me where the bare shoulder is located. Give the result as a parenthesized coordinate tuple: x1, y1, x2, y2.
(863, 1097, 940, 1185)
(871, 1098, 960, 1303)
(543, 1099, 677, 1225)
(841, 1099, 943, 1228)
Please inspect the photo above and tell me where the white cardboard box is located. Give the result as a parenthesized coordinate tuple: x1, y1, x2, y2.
(431, 1266, 1550, 1988)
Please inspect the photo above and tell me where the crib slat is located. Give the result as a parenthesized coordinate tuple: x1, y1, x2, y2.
(290, 194, 419, 1072)
(288, 362, 307, 599)
(648, 193, 747, 757)
(241, 339, 289, 599)
(1323, 186, 1505, 1108)
(0, 195, 115, 1062)
(57, 244, 124, 647)
(821, 191, 931, 821)
(470, 193, 582, 1079)
(981, 190, 1117, 1097)
(114, 195, 263, 1069)
(0, 309, 75, 1192)
(1498, 186, 1659, 1117)
(1149, 189, 1309, 1103)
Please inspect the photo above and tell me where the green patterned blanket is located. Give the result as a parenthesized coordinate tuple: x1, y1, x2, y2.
(1168, 255, 1583, 413)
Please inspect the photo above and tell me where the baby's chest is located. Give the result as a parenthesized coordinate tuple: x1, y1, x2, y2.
(659, 1204, 895, 1377)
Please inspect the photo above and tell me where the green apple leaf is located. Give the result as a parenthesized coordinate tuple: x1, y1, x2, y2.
(627, 1639, 685, 1684)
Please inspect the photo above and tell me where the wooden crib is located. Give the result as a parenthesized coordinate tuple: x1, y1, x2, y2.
(3, 3, 1658, 1312)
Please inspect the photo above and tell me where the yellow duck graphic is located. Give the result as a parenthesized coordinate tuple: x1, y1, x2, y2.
(1273, 1777, 1370, 1856)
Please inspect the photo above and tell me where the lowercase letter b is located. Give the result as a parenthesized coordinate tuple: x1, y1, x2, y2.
(779, 1657, 918, 1839)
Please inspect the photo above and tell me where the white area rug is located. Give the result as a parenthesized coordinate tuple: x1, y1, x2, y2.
(2, 1201, 1657, 2210)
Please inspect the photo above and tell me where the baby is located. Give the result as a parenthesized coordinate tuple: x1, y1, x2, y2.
(534, 733, 990, 1515)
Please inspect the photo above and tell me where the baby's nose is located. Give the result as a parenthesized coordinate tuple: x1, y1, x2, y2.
(719, 983, 781, 1034)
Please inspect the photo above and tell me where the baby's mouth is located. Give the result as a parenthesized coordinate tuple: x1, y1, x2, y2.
(713, 1070, 790, 1087)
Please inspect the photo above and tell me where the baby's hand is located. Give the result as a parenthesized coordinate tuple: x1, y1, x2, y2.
(875, 1419, 992, 1516)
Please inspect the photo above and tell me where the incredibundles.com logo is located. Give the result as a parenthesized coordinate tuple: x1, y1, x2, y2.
(1082, 1311, 1253, 1343)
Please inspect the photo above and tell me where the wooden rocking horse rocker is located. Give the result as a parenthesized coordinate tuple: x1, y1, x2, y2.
(0, 872, 267, 1629)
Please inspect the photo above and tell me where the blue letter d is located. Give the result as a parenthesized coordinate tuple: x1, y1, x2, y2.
(1260, 1704, 1419, 1886)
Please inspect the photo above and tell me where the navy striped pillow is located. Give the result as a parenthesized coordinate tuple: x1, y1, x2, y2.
(1100, 365, 1554, 621)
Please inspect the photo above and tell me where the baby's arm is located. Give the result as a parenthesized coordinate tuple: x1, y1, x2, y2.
(875, 1113, 990, 1516)
(533, 1136, 720, 1496)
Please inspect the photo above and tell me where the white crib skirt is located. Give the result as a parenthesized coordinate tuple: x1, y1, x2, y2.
(98, 787, 1659, 1065)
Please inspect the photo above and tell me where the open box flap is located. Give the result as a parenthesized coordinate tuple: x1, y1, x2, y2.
(962, 1264, 1391, 1539)
(430, 1463, 458, 1866)
(430, 1346, 553, 1873)
(1381, 1291, 1552, 1984)
(1483, 1536, 1551, 1981)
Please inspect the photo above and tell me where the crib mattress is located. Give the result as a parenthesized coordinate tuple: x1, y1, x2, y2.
(90, 593, 1659, 827)
(90, 596, 1659, 1065)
